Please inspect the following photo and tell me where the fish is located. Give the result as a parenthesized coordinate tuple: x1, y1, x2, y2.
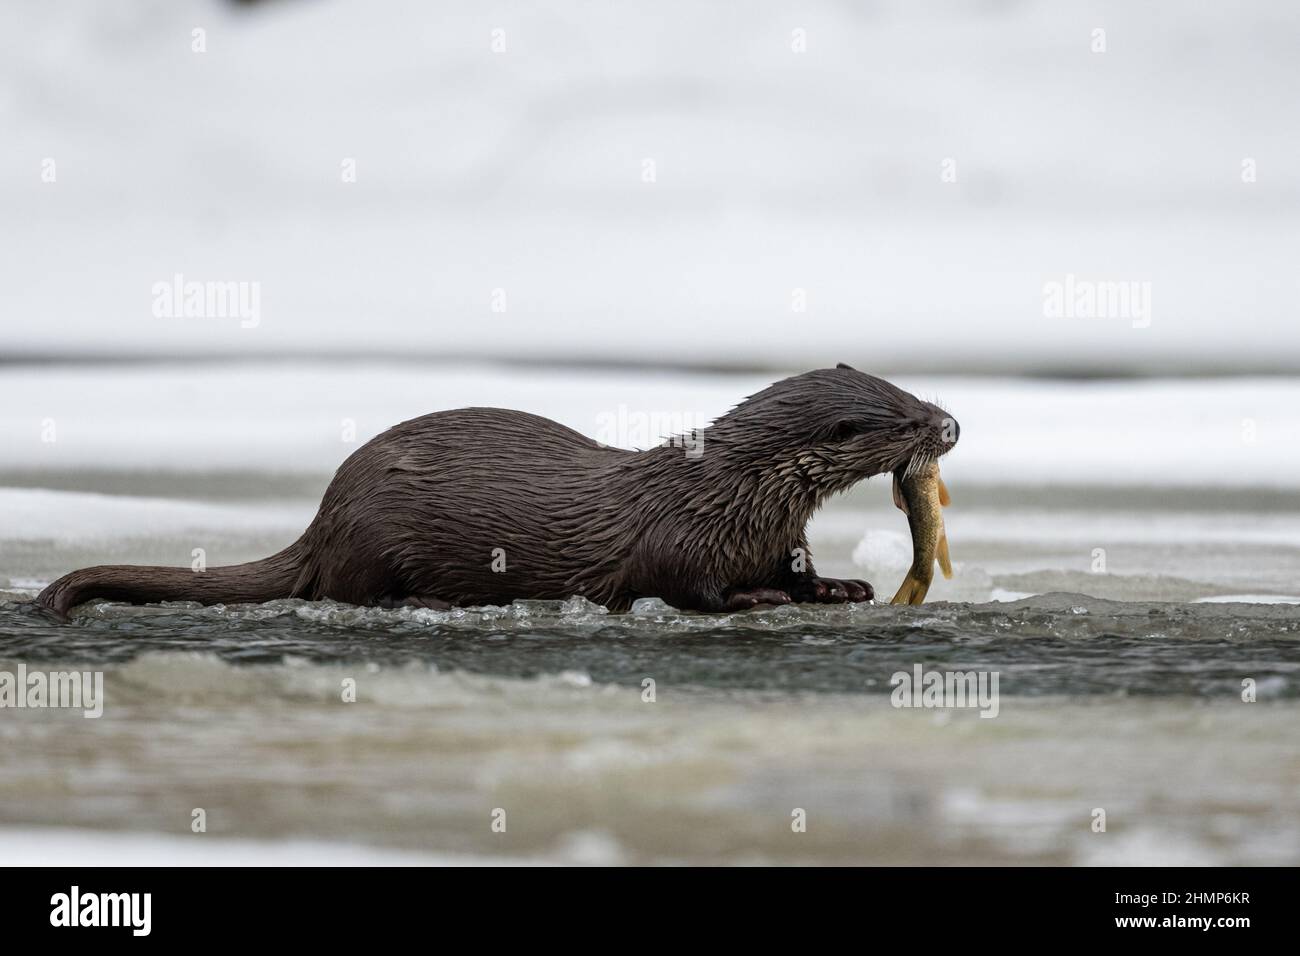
(890, 460, 953, 605)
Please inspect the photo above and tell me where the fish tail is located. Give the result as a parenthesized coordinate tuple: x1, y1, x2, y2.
(890, 574, 931, 605)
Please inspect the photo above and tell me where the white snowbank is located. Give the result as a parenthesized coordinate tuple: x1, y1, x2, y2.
(3, 362, 1298, 487)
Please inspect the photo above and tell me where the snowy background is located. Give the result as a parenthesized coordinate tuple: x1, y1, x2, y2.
(2, 0, 1298, 372)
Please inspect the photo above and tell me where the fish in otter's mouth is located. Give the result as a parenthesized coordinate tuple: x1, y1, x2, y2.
(890, 459, 954, 605)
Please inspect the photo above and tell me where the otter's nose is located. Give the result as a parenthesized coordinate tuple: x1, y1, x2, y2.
(932, 411, 960, 449)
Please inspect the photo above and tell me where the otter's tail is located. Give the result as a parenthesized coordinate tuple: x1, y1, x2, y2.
(35, 542, 306, 620)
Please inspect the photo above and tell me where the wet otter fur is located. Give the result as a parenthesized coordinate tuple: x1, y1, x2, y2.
(37, 365, 958, 618)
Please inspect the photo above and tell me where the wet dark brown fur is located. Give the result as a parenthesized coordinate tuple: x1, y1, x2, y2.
(37, 365, 958, 618)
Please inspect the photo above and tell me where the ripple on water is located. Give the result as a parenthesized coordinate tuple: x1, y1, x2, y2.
(0, 591, 1297, 698)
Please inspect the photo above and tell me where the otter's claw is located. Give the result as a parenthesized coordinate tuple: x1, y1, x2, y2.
(790, 577, 874, 604)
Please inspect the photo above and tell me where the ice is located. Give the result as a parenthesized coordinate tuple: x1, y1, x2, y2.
(4, 363, 1300, 489)
(0, 487, 310, 543)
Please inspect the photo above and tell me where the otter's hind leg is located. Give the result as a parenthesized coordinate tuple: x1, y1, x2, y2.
(723, 587, 792, 610)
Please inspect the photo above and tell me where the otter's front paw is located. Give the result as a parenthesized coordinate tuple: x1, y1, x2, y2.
(724, 588, 792, 611)
(790, 577, 874, 604)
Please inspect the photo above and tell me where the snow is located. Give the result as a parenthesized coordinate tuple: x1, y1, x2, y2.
(2, 1, 1298, 372)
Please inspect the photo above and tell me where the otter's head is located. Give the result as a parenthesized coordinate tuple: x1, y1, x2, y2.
(712, 363, 959, 495)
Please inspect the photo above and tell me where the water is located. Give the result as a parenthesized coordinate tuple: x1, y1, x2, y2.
(4, 592, 1299, 699)
(2, 589, 1298, 866)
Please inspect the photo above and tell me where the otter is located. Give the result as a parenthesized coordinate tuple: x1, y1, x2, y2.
(36, 365, 958, 619)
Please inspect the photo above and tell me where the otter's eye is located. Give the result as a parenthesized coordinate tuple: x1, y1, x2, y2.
(832, 420, 859, 441)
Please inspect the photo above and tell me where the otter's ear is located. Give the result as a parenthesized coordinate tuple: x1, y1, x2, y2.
(836, 362, 857, 371)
